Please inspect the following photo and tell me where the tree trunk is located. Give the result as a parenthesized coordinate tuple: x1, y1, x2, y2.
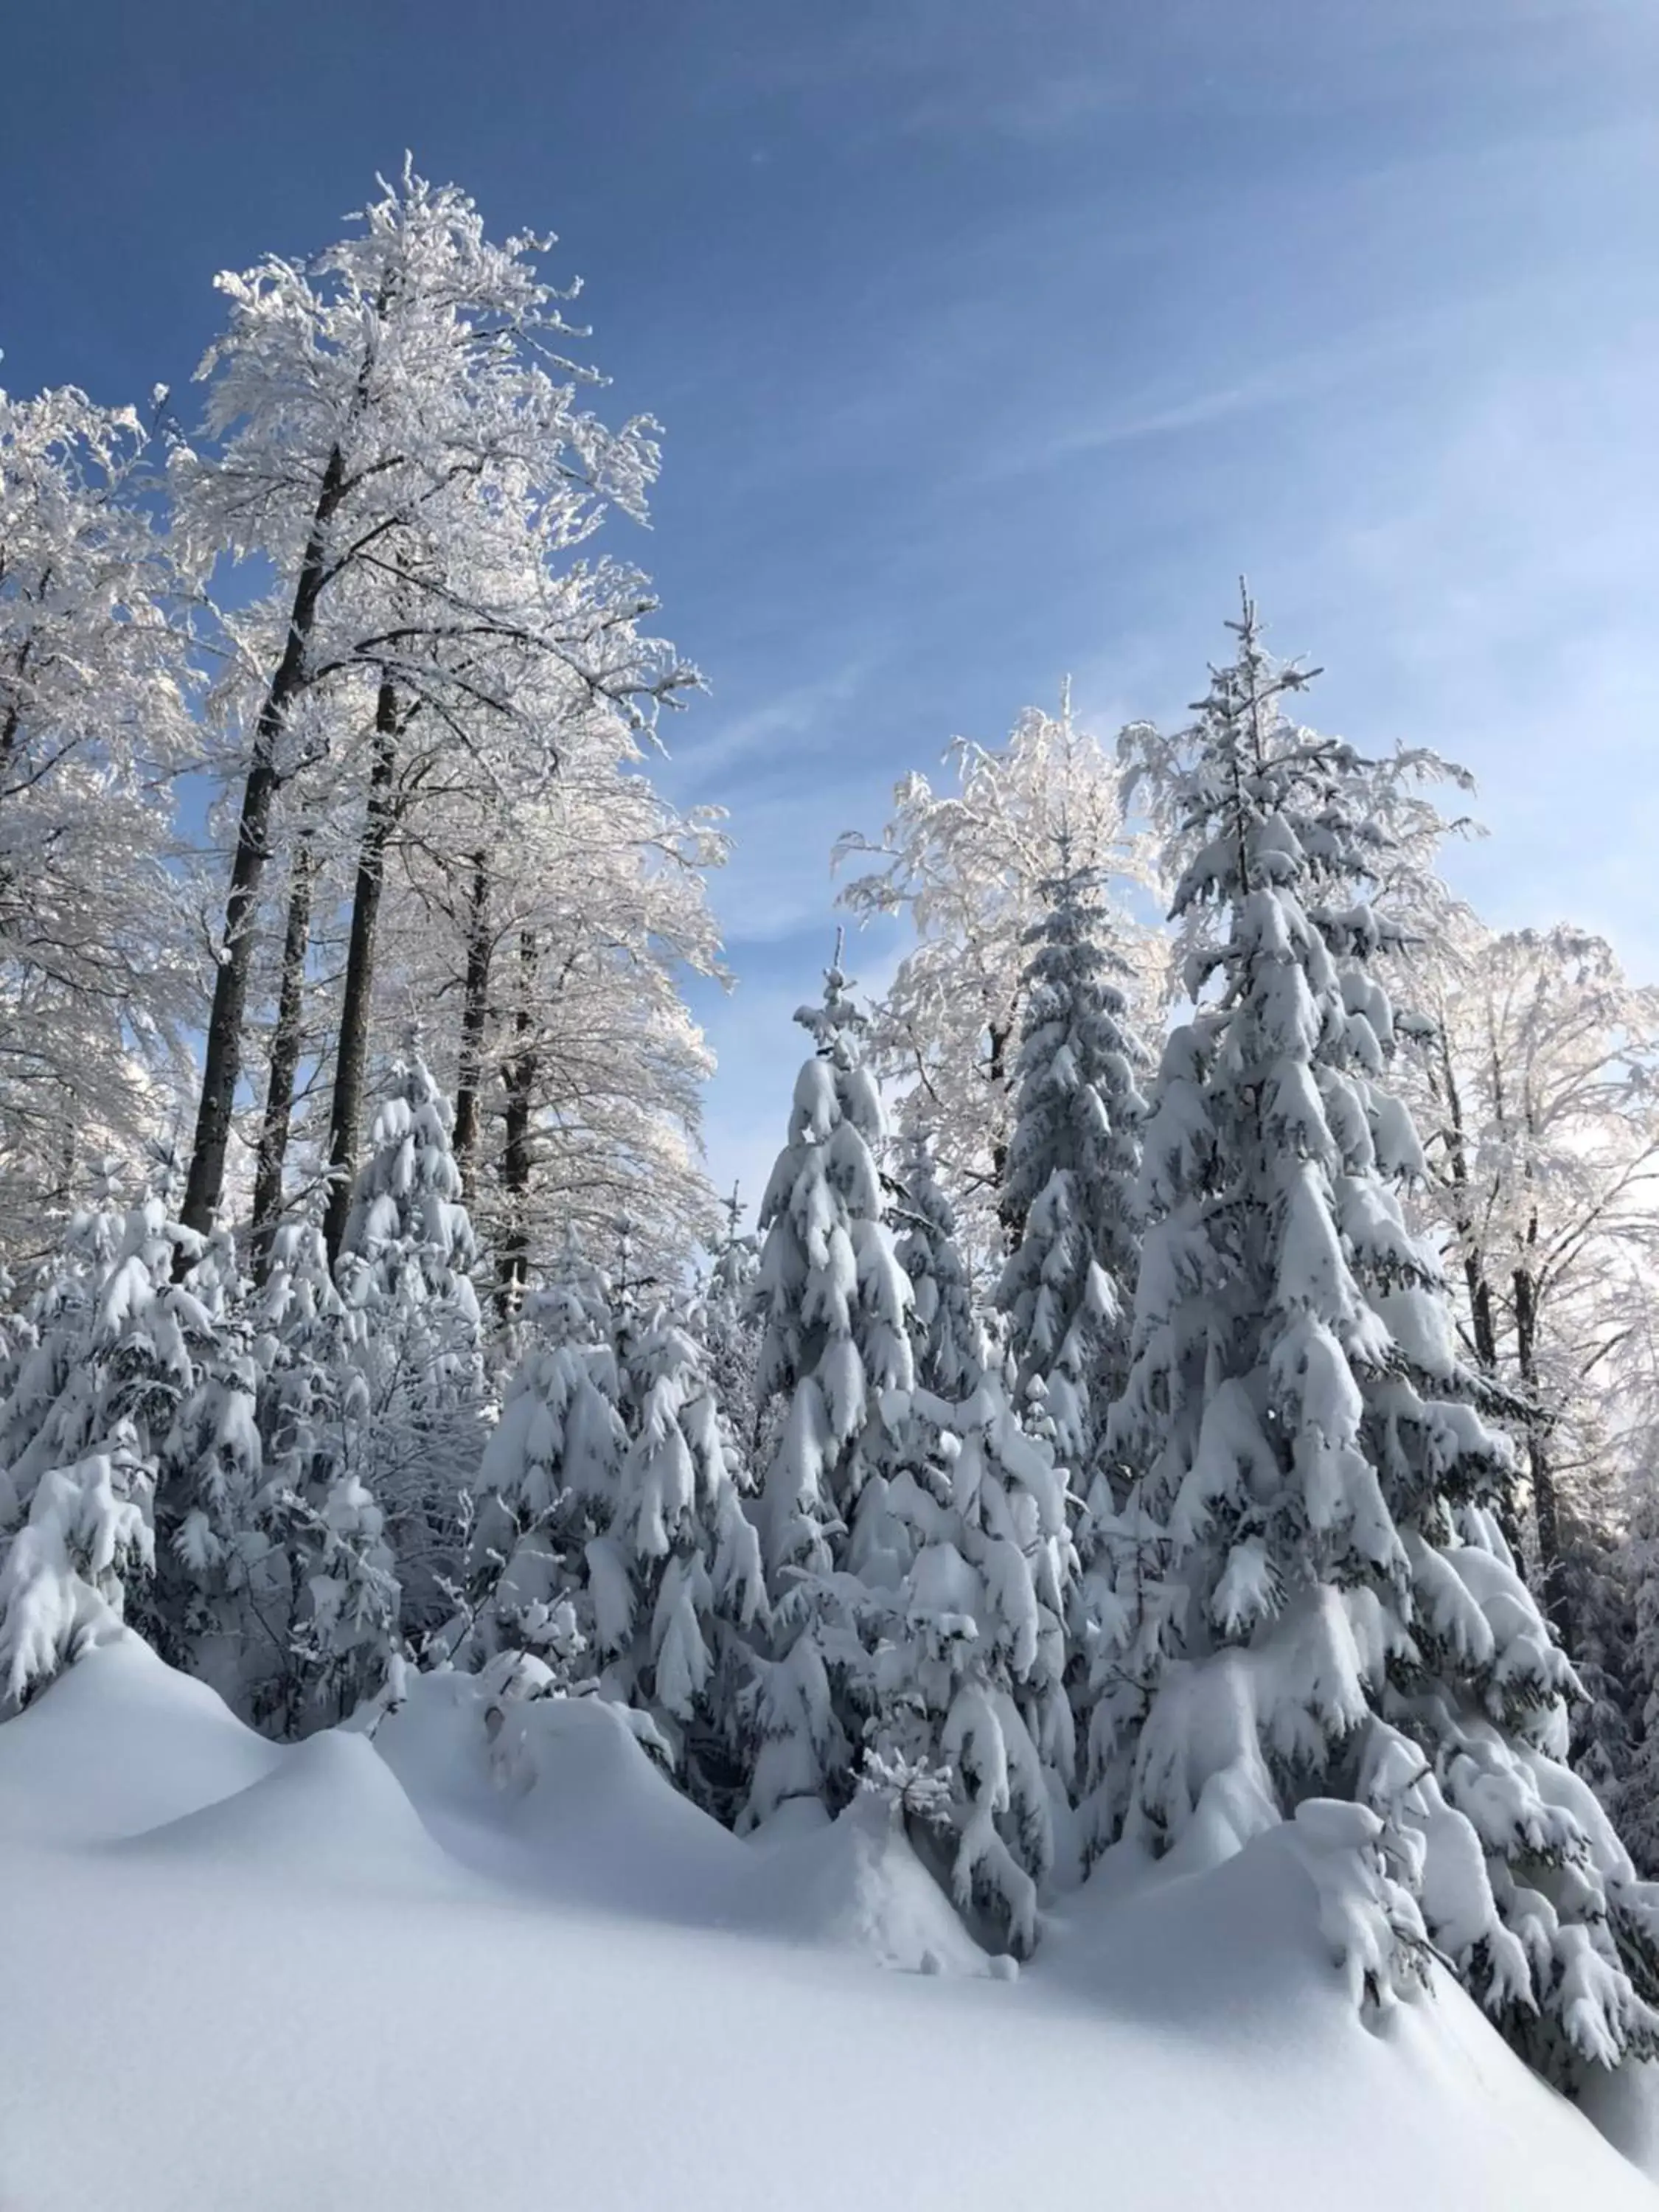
(321, 678, 400, 1264)
(497, 929, 539, 1318)
(1434, 1028, 1499, 1371)
(178, 442, 350, 1248)
(987, 1017, 1020, 1251)
(451, 849, 493, 1177)
(249, 830, 316, 1278)
(1513, 1232, 1568, 1639)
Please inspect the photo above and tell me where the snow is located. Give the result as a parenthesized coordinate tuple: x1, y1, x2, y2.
(3, 1637, 1655, 2212)
(0, 1633, 279, 1846)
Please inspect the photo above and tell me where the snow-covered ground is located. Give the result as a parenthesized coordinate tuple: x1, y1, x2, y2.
(2, 1636, 1655, 2212)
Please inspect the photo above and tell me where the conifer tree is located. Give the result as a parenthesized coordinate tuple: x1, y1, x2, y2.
(146, 1225, 271, 1697)
(1618, 1490, 1659, 1878)
(0, 1439, 153, 1711)
(1107, 595, 1659, 2080)
(602, 1294, 766, 1812)
(835, 689, 1159, 1278)
(742, 942, 914, 1826)
(995, 858, 1144, 1467)
(335, 1053, 486, 1638)
(894, 1136, 987, 1404)
(0, 1172, 252, 1705)
(872, 1368, 1077, 1954)
(254, 1222, 402, 1732)
(695, 1185, 764, 1473)
(459, 1247, 763, 1809)
(460, 1252, 624, 1674)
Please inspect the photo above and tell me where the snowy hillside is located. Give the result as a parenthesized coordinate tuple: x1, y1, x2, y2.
(3, 1634, 1654, 2212)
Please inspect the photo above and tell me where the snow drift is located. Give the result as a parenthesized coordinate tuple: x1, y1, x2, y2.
(1, 1635, 1655, 2212)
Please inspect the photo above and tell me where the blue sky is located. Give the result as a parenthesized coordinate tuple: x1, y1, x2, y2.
(3, 0, 1656, 1220)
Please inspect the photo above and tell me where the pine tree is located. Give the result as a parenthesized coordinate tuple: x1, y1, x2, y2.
(995, 857, 1144, 1468)
(695, 1185, 764, 1476)
(894, 1136, 987, 1404)
(254, 1222, 402, 1733)
(1107, 595, 1659, 2080)
(602, 1294, 766, 1814)
(459, 1242, 763, 1809)
(146, 1224, 271, 1701)
(0, 1163, 131, 1500)
(835, 689, 1161, 1279)
(1619, 1489, 1659, 1877)
(872, 1365, 1077, 1954)
(743, 942, 915, 1827)
(335, 1054, 486, 1638)
(459, 1253, 623, 1677)
(0, 1170, 251, 1705)
(0, 1440, 153, 1710)
(1554, 1502, 1640, 1821)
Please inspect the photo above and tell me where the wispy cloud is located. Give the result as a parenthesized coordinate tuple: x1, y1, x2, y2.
(667, 655, 884, 790)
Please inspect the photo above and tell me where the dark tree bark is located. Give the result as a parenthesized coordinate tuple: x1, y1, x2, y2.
(497, 928, 540, 1318)
(321, 678, 400, 1264)
(451, 849, 493, 1177)
(987, 1015, 1018, 1252)
(1434, 1028, 1500, 1372)
(178, 443, 350, 1248)
(249, 830, 316, 1278)
(1513, 1220, 1567, 1638)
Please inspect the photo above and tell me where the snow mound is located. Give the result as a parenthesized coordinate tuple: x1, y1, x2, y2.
(377, 1674, 989, 1972)
(3, 1653, 1657, 2212)
(377, 1670, 754, 1923)
(115, 1725, 461, 1892)
(745, 1792, 992, 1975)
(1063, 1813, 1394, 2036)
(0, 1631, 282, 1846)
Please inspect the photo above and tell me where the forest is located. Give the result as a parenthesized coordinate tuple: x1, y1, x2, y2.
(4, 164, 1659, 2121)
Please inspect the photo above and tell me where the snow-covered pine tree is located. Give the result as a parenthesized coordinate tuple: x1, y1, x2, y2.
(743, 942, 915, 1828)
(987, 856, 1150, 1856)
(894, 1135, 988, 1405)
(695, 1185, 764, 1475)
(995, 855, 1144, 1470)
(1107, 594, 1659, 2081)
(835, 689, 1161, 1281)
(820, 1135, 1076, 1952)
(1618, 1489, 1659, 1879)
(145, 1222, 272, 1699)
(459, 1249, 625, 1675)
(460, 1220, 765, 1811)
(252, 1222, 402, 1733)
(872, 1360, 1077, 1953)
(0, 1439, 153, 1711)
(0, 1163, 131, 1500)
(598, 1294, 767, 1815)
(1553, 1502, 1640, 1822)
(335, 1054, 486, 1640)
(0, 1171, 246, 1704)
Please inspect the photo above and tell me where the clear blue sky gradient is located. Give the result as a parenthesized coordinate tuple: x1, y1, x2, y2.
(4, 0, 1655, 1219)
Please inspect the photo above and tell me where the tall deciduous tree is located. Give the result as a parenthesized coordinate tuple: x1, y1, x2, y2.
(173, 162, 686, 1246)
(0, 383, 199, 1251)
(1395, 917, 1659, 1633)
(375, 690, 725, 1298)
